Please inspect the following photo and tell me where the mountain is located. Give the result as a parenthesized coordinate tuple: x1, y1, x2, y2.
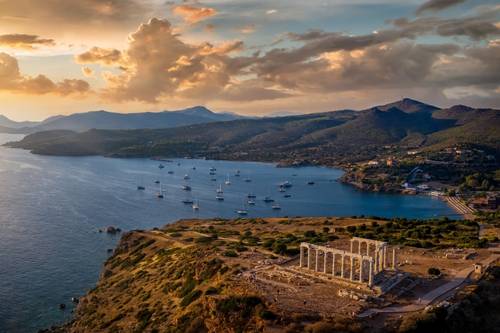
(0, 115, 40, 129)
(376, 98, 440, 114)
(0, 106, 241, 133)
(7, 99, 499, 164)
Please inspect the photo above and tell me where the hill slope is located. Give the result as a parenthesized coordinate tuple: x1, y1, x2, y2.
(6, 100, 499, 165)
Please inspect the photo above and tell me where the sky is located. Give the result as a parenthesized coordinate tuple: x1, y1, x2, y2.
(0, 0, 499, 121)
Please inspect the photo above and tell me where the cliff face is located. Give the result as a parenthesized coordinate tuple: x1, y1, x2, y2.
(65, 230, 268, 333)
(52, 217, 363, 333)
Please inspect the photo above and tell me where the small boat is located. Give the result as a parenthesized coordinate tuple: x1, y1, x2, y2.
(236, 209, 248, 216)
(182, 199, 194, 204)
(280, 181, 292, 188)
(168, 170, 174, 174)
(247, 199, 256, 205)
(244, 178, 251, 183)
(184, 174, 190, 180)
(177, 163, 181, 166)
(211, 177, 217, 181)
(225, 175, 231, 185)
(137, 185, 145, 190)
(216, 194, 224, 201)
(279, 186, 286, 192)
(307, 181, 315, 185)
(247, 193, 256, 198)
(263, 196, 274, 203)
(182, 185, 192, 191)
(272, 203, 281, 210)
(157, 192, 164, 199)
(192, 200, 199, 210)
(235, 170, 241, 177)
(209, 171, 216, 175)
(154, 180, 160, 184)
(217, 184, 223, 194)
(284, 194, 291, 198)
(192, 166, 196, 170)
(209, 167, 216, 172)
(158, 164, 165, 169)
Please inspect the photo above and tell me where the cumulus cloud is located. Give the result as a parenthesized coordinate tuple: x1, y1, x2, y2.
(0, 34, 55, 49)
(82, 67, 94, 77)
(172, 4, 217, 24)
(0, 52, 89, 95)
(76, 18, 250, 103)
(416, 0, 466, 15)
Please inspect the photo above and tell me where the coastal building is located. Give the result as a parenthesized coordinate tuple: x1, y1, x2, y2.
(367, 160, 379, 166)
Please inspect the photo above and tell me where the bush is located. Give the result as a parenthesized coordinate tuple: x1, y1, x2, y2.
(223, 250, 238, 257)
(428, 267, 441, 276)
(259, 309, 277, 320)
(180, 289, 202, 307)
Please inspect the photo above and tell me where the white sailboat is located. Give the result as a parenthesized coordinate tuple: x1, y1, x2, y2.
(225, 175, 231, 185)
(217, 184, 223, 194)
(192, 200, 199, 210)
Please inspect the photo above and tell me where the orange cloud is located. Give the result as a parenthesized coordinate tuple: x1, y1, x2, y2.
(172, 5, 217, 24)
(0, 52, 89, 95)
(0, 34, 55, 50)
(75, 47, 122, 66)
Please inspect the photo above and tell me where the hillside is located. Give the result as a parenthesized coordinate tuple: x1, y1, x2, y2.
(7, 99, 499, 166)
(0, 107, 240, 133)
(45, 217, 500, 333)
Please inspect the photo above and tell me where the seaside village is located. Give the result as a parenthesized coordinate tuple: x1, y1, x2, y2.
(351, 145, 499, 218)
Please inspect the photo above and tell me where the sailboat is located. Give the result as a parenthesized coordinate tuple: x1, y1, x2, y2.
(184, 174, 190, 180)
(272, 202, 281, 210)
(247, 198, 256, 205)
(236, 200, 249, 215)
(182, 185, 192, 191)
(137, 176, 145, 190)
(244, 178, 251, 182)
(217, 184, 223, 194)
(216, 193, 224, 201)
(225, 175, 231, 185)
(263, 196, 274, 203)
(157, 184, 164, 199)
(235, 170, 241, 177)
(158, 164, 165, 169)
(192, 200, 199, 210)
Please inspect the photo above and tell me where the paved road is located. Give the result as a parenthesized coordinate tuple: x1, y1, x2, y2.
(358, 252, 499, 317)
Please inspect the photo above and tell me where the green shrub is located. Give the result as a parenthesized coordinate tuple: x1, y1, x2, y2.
(180, 290, 202, 307)
(223, 250, 238, 257)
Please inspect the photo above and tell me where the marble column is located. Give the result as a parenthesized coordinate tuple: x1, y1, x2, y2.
(358, 241, 361, 254)
(341, 255, 345, 278)
(315, 249, 319, 271)
(307, 247, 312, 269)
(392, 248, 396, 270)
(350, 240, 353, 253)
(299, 246, 304, 267)
(324, 252, 328, 273)
(368, 259, 373, 287)
(332, 254, 336, 277)
(359, 258, 364, 283)
(350, 256, 354, 281)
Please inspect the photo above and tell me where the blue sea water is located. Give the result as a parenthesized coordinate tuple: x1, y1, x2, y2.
(0, 133, 456, 332)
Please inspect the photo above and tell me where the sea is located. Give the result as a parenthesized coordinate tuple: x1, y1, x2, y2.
(0, 133, 457, 332)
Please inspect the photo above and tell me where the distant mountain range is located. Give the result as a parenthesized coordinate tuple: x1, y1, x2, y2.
(0, 106, 241, 133)
(7, 98, 499, 165)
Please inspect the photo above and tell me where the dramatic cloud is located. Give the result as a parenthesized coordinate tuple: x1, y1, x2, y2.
(0, 34, 55, 50)
(76, 47, 123, 66)
(392, 13, 500, 40)
(75, 11, 499, 106)
(0, 52, 89, 95)
(172, 5, 217, 24)
(416, 0, 466, 15)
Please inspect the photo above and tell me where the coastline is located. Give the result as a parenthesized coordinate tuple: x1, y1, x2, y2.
(443, 196, 477, 220)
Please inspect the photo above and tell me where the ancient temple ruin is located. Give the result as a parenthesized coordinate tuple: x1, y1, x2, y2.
(298, 237, 397, 287)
